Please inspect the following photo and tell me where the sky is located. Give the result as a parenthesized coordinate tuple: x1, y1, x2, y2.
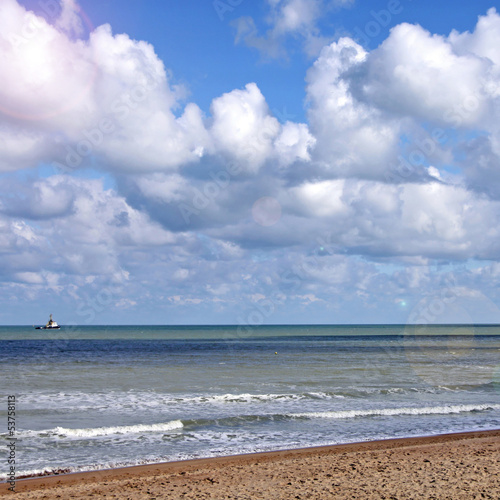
(1, 0, 500, 326)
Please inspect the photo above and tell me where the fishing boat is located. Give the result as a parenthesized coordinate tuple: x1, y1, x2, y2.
(35, 314, 60, 329)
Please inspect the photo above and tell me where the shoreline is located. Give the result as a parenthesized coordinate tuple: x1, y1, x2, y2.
(2, 429, 500, 498)
(8, 428, 500, 482)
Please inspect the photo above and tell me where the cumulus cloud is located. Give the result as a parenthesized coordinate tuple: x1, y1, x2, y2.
(305, 37, 404, 180)
(210, 83, 281, 172)
(355, 22, 493, 126)
(0, 0, 315, 177)
(274, 122, 317, 165)
(0, 176, 176, 286)
(208, 83, 315, 173)
(280, 179, 500, 261)
(0, 176, 75, 220)
(0, 0, 208, 173)
(304, 9, 500, 190)
(449, 8, 500, 67)
(3, 1, 500, 323)
(123, 169, 500, 267)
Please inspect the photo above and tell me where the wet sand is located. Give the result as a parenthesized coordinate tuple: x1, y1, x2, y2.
(1, 430, 500, 499)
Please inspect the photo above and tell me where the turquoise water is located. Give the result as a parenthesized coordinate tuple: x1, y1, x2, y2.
(3, 323, 500, 340)
(1, 324, 499, 478)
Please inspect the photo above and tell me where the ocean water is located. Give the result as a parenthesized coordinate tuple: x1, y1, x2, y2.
(1, 324, 499, 479)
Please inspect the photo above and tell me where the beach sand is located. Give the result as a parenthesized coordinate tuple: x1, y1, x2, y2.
(2, 430, 500, 499)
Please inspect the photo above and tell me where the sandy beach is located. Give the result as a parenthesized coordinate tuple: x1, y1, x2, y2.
(2, 430, 499, 499)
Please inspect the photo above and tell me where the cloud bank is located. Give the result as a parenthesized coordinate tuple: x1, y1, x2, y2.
(1, 1, 500, 324)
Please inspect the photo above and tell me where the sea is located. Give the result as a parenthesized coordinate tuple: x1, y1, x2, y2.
(1, 324, 499, 479)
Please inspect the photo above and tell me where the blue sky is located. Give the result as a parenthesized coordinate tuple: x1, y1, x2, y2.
(2, 0, 500, 325)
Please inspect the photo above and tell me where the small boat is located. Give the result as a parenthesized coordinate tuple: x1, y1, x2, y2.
(35, 314, 60, 330)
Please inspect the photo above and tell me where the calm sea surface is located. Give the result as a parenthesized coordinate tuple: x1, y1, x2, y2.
(1, 324, 499, 478)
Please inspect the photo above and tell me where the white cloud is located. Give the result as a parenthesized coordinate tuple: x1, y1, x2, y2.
(55, 0, 84, 37)
(14, 272, 45, 285)
(233, 16, 285, 60)
(305, 37, 402, 180)
(0, 0, 208, 173)
(3, 2, 500, 323)
(210, 83, 280, 172)
(272, 0, 322, 36)
(288, 179, 348, 217)
(274, 122, 316, 165)
(0, 176, 75, 219)
(233, 0, 344, 59)
(209, 83, 315, 173)
(0, 0, 96, 123)
(358, 22, 492, 125)
(0, 126, 50, 172)
(0, 176, 177, 284)
(0, 1, 315, 177)
(304, 10, 500, 190)
(449, 8, 500, 66)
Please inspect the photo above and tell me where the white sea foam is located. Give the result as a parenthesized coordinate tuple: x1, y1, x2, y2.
(189, 393, 305, 403)
(18, 391, 330, 412)
(19, 387, 449, 412)
(290, 403, 500, 420)
(11, 420, 183, 440)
